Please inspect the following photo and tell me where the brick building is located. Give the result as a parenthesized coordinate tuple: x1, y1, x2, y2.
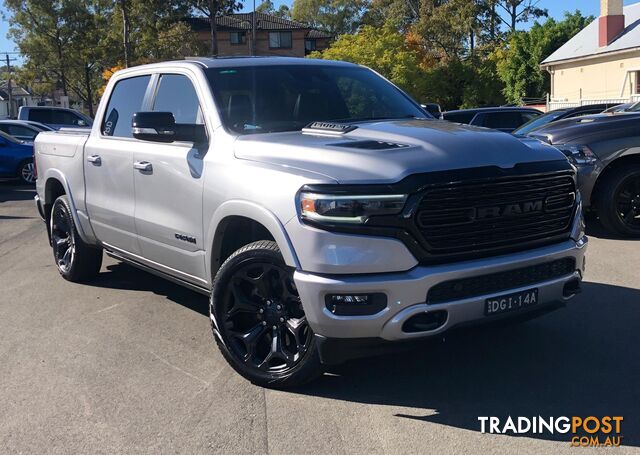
(186, 13, 333, 58)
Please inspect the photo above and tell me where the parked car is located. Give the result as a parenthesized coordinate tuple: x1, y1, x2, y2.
(513, 103, 621, 136)
(420, 103, 442, 118)
(18, 106, 93, 129)
(602, 102, 639, 113)
(0, 120, 54, 142)
(529, 112, 640, 237)
(0, 130, 35, 184)
(34, 57, 586, 387)
(442, 107, 542, 133)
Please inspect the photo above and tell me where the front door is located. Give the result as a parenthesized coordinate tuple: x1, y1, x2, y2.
(84, 75, 152, 254)
(133, 73, 207, 284)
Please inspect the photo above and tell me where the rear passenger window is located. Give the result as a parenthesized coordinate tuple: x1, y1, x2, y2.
(29, 110, 53, 124)
(481, 112, 526, 129)
(102, 75, 151, 138)
(153, 74, 203, 125)
(444, 112, 476, 124)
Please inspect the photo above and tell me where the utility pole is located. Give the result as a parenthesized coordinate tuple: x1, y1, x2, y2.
(5, 54, 16, 118)
(252, 0, 256, 56)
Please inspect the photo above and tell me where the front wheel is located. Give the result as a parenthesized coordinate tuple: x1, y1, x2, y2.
(596, 166, 640, 237)
(50, 195, 103, 282)
(210, 241, 322, 388)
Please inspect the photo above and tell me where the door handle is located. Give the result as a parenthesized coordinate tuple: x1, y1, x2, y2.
(87, 155, 101, 165)
(133, 161, 153, 172)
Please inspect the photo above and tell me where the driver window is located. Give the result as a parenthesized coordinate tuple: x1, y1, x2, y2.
(153, 74, 203, 125)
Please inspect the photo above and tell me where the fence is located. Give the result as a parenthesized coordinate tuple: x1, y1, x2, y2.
(548, 95, 640, 111)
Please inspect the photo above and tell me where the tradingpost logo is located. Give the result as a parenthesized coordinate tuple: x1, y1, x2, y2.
(478, 416, 624, 447)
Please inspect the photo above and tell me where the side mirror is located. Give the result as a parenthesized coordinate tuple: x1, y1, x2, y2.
(132, 111, 207, 144)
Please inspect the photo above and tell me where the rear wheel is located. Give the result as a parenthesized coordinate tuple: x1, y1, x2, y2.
(18, 160, 36, 185)
(50, 195, 103, 282)
(210, 241, 322, 388)
(596, 166, 640, 237)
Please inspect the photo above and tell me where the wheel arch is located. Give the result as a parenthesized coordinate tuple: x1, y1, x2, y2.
(591, 152, 640, 207)
(206, 201, 300, 279)
(41, 170, 93, 245)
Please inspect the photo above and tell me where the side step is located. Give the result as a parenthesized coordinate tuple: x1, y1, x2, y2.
(105, 250, 210, 296)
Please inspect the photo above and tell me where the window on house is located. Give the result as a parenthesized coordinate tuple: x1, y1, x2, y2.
(269, 31, 292, 49)
(304, 39, 317, 52)
(230, 31, 246, 45)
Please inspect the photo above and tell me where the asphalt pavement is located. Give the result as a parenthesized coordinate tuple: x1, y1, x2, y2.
(0, 181, 638, 454)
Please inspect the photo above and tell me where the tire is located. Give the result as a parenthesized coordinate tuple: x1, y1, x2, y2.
(18, 160, 36, 185)
(210, 240, 322, 388)
(50, 195, 103, 282)
(596, 165, 640, 237)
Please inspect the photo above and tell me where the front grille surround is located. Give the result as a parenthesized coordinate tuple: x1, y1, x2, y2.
(414, 172, 577, 258)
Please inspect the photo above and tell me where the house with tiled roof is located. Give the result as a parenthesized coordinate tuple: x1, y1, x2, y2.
(186, 12, 333, 58)
(541, 0, 640, 109)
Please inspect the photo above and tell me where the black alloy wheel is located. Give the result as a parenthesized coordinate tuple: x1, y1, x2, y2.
(614, 173, 640, 232)
(211, 241, 321, 387)
(51, 200, 75, 274)
(49, 195, 102, 282)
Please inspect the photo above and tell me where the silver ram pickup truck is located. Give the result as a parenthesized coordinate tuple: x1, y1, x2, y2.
(34, 57, 587, 387)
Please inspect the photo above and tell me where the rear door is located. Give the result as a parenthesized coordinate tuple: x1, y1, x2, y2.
(132, 72, 208, 283)
(84, 75, 152, 254)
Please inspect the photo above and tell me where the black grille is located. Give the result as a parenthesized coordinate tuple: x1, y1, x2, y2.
(427, 257, 576, 304)
(415, 173, 576, 257)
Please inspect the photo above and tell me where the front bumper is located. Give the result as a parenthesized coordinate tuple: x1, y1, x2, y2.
(294, 237, 587, 342)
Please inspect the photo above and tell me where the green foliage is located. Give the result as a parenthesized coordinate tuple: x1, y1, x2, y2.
(310, 23, 505, 110)
(496, 11, 593, 103)
(292, 0, 368, 36)
(309, 24, 428, 99)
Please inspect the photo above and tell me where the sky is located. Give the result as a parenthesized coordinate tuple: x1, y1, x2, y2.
(0, 0, 638, 58)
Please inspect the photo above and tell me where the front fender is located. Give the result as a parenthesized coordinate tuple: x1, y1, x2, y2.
(205, 200, 300, 279)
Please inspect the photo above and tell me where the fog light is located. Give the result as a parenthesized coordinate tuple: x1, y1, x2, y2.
(325, 293, 387, 316)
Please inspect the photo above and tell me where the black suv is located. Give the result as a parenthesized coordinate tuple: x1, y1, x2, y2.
(442, 107, 542, 133)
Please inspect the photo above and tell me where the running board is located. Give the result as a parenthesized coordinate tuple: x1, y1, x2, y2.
(105, 250, 210, 296)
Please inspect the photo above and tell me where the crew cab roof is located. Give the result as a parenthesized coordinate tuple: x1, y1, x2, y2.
(115, 57, 360, 76)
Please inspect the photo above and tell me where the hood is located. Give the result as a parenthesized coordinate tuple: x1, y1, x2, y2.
(234, 119, 568, 184)
(529, 112, 640, 145)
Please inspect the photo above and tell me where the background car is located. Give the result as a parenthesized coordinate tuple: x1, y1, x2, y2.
(0, 130, 35, 184)
(17, 106, 93, 130)
(602, 102, 640, 113)
(513, 103, 621, 136)
(442, 107, 542, 133)
(0, 120, 54, 142)
(420, 103, 442, 118)
(528, 112, 640, 237)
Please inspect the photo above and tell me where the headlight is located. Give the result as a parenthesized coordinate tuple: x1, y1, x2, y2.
(300, 193, 407, 224)
(556, 144, 598, 165)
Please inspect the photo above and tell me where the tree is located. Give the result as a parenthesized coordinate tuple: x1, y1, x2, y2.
(495, 11, 593, 103)
(494, 0, 547, 32)
(188, 0, 243, 55)
(292, 0, 368, 36)
(256, 0, 291, 19)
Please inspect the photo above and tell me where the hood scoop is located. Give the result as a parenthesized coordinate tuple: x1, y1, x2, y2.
(331, 140, 410, 150)
(302, 121, 358, 135)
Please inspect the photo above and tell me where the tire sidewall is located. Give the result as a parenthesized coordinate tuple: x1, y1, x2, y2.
(51, 196, 77, 279)
(599, 167, 640, 236)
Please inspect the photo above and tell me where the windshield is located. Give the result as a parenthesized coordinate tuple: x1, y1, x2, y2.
(513, 110, 566, 135)
(206, 65, 427, 134)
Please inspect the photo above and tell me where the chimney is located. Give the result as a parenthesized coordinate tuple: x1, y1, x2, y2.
(599, 0, 625, 47)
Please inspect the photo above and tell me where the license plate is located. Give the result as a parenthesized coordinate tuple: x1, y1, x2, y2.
(485, 289, 539, 316)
